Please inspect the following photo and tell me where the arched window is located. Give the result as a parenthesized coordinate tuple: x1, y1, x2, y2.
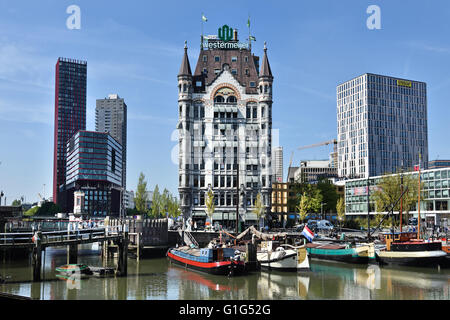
(214, 95, 225, 103)
(226, 96, 237, 103)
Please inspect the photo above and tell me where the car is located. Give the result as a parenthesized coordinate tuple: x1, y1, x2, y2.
(306, 220, 319, 232)
(408, 218, 418, 226)
(317, 220, 334, 231)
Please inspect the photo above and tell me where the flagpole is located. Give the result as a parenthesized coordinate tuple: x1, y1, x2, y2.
(247, 14, 251, 50)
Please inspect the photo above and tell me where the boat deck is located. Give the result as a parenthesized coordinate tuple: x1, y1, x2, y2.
(306, 243, 347, 250)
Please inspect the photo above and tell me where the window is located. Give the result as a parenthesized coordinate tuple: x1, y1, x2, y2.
(214, 56, 220, 62)
(231, 56, 237, 62)
(245, 69, 249, 76)
(226, 96, 237, 103)
(203, 68, 208, 74)
(214, 96, 225, 103)
(214, 69, 220, 75)
(231, 69, 237, 75)
(196, 81, 202, 87)
(244, 56, 248, 62)
(203, 55, 207, 62)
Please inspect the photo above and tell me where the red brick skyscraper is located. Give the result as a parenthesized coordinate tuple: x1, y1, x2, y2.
(53, 57, 87, 209)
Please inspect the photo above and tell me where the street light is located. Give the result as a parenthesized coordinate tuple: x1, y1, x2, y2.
(321, 202, 327, 220)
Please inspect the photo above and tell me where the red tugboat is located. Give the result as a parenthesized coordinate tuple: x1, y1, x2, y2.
(167, 246, 246, 276)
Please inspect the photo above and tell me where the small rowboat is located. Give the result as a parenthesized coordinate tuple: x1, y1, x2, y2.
(55, 264, 92, 275)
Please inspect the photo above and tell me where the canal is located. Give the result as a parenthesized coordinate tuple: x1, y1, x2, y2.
(0, 244, 449, 300)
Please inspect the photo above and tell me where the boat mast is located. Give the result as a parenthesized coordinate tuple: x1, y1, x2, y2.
(367, 175, 370, 239)
(400, 165, 403, 233)
(417, 153, 421, 240)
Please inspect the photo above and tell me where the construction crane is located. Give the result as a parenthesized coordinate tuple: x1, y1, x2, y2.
(297, 139, 337, 153)
(289, 139, 338, 168)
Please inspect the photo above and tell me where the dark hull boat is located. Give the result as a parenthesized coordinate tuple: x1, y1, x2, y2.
(376, 232, 447, 267)
(167, 246, 246, 276)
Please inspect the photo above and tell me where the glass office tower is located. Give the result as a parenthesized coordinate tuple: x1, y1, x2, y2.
(65, 131, 122, 216)
(337, 73, 428, 179)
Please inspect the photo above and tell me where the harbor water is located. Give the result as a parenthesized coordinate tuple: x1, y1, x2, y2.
(0, 244, 449, 300)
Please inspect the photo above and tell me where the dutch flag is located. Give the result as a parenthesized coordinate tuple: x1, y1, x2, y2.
(302, 225, 315, 242)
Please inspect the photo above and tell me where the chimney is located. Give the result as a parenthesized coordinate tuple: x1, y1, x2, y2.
(234, 29, 238, 41)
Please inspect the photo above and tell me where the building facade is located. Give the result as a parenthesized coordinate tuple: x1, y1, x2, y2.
(344, 168, 450, 225)
(272, 146, 283, 183)
(294, 160, 338, 183)
(337, 73, 428, 179)
(177, 26, 273, 229)
(429, 160, 450, 169)
(65, 130, 123, 217)
(95, 94, 127, 189)
(53, 58, 87, 208)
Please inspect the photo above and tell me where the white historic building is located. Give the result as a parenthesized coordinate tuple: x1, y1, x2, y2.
(177, 27, 274, 229)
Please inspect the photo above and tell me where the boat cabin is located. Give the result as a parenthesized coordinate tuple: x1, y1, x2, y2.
(381, 232, 417, 251)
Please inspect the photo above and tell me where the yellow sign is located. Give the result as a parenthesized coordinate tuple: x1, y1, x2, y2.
(397, 80, 412, 87)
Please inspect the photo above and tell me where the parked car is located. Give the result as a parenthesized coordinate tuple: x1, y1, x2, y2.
(317, 220, 334, 231)
(306, 220, 319, 232)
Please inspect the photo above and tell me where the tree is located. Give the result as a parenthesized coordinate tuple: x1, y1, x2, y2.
(151, 185, 161, 218)
(297, 195, 308, 223)
(205, 189, 215, 226)
(135, 172, 149, 214)
(253, 193, 265, 229)
(336, 197, 346, 230)
(317, 178, 339, 218)
(371, 173, 421, 226)
(12, 199, 22, 206)
(288, 182, 323, 219)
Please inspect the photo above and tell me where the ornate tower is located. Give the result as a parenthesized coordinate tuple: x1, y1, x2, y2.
(258, 42, 274, 217)
(177, 41, 193, 220)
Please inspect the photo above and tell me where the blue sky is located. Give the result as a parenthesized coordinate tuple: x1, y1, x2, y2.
(1, 0, 450, 205)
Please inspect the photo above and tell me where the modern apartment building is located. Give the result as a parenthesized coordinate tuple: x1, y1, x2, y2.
(337, 73, 428, 179)
(65, 130, 123, 216)
(53, 58, 87, 209)
(95, 94, 127, 189)
(177, 25, 273, 229)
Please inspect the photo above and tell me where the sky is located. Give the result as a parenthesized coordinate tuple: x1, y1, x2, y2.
(1, 0, 450, 205)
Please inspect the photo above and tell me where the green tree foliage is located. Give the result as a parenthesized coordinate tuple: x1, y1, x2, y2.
(288, 182, 323, 216)
(11, 199, 22, 206)
(336, 196, 346, 228)
(317, 178, 338, 214)
(135, 172, 149, 214)
(151, 185, 161, 218)
(24, 202, 62, 216)
(253, 193, 265, 227)
(205, 189, 215, 224)
(297, 195, 308, 223)
(371, 173, 421, 225)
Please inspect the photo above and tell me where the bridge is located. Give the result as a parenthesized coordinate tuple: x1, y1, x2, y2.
(0, 225, 129, 282)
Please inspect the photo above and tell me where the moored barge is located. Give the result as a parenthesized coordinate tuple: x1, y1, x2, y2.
(167, 246, 246, 276)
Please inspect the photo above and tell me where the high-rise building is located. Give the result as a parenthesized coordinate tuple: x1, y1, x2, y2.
(65, 130, 122, 216)
(95, 94, 127, 189)
(337, 73, 428, 179)
(53, 57, 87, 209)
(272, 146, 283, 183)
(177, 26, 273, 229)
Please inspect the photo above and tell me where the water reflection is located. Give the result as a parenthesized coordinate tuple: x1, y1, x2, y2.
(0, 244, 448, 300)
